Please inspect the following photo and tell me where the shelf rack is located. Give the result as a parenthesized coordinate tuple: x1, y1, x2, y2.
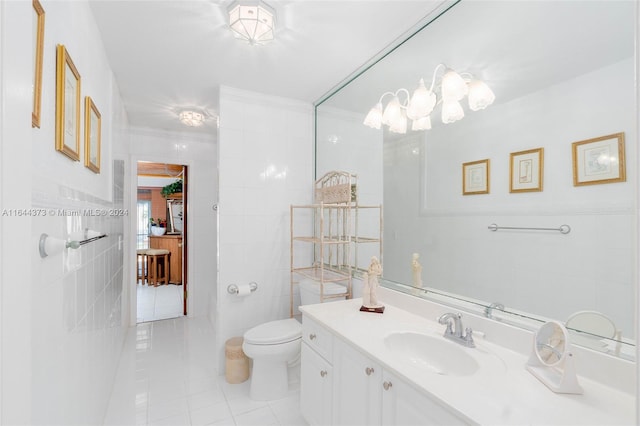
(290, 172, 382, 317)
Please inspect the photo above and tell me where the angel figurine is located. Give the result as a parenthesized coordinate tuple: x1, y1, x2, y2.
(360, 256, 385, 313)
(412, 253, 423, 288)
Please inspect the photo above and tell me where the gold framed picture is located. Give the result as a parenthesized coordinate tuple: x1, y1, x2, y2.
(510, 148, 543, 193)
(572, 132, 625, 186)
(32, 0, 45, 128)
(55, 44, 81, 161)
(462, 159, 490, 195)
(84, 97, 101, 173)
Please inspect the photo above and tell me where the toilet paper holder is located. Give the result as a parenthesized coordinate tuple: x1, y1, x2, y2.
(227, 282, 258, 295)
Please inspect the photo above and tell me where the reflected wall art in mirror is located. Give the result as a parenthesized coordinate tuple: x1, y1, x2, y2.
(315, 0, 636, 360)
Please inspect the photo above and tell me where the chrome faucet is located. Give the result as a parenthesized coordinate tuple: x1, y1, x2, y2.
(484, 302, 505, 319)
(438, 312, 475, 347)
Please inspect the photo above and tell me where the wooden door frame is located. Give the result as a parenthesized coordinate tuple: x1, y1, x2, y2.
(181, 165, 188, 315)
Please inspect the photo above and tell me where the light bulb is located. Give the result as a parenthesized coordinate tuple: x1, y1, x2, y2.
(407, 79, 436, 120)
(441, 69, 468, 101)
(411, 115, 432, 131)
(468, 80, 495, 111)
(363, 102, 383, 129)
(441, 100, 464, 124)
(388, 111, 407, 134)
(381, 97, 403, 127)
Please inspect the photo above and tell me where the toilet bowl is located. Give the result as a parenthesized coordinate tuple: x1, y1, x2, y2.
(242, 279, 347, 400)
(243, 318, 302, 400)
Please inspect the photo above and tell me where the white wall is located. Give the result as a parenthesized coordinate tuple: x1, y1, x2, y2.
(1, 0, 34, 422)
(2, 0, 130, 423)
(316, 106, 383, 205)
(216, 86, 313, 371)
(315, 106, 384, 273)
(127, 126, 218, 321)
(384, 59, 636, 335)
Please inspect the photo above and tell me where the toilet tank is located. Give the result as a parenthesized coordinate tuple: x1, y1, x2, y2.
(299, 279, 347, 305)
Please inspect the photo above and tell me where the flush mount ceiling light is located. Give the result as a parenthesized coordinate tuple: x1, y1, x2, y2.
(363, 63, 495, 134)
(228, 0, 276, 45)
(179, 110, 205, 127)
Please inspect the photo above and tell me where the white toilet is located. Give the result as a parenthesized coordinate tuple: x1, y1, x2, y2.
(242, 280, 347, 400)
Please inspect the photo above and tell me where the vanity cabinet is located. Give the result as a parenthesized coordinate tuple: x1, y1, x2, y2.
(301, 343, 333, 426)
(301, 314, 468, 426)
(381, 370, 467, 425)
(332, 338, 382, 425)
(301, 316, 334, 426)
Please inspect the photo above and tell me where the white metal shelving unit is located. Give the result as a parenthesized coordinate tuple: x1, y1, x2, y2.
(290, 171, 383, 317)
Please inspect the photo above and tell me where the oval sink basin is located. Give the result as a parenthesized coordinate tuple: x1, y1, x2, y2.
(384, 332, 479, 376)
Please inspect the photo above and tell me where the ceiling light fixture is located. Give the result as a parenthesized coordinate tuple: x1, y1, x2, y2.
(228, 0, 276, 46)
(179, 110, 205, 127)
(363, 63, 495, 134)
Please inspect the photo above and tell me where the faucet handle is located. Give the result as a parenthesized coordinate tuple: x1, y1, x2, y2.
(464, 327, 475, 347)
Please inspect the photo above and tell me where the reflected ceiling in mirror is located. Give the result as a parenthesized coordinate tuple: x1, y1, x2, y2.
(315, 0, 636, 359)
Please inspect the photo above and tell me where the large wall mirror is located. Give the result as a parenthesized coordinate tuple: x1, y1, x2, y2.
(316, 0, 636, 360)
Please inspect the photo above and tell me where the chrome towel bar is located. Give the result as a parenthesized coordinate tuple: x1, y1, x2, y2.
(488, 223, 571, 234)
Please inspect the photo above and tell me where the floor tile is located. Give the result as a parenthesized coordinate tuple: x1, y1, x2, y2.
(226, 395, 269, 417)
(137, 284, 184, 323)
(233, 406, 279, 426)
(189, 400, 233, 426)
(104, 316, 306, 426)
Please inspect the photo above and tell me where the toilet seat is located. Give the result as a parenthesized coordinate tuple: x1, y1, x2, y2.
(244, 318, 302, 345)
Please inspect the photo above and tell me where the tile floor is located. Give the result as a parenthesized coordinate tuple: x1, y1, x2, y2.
(137, 283, 184, 323)
(104, 317, 307, 426)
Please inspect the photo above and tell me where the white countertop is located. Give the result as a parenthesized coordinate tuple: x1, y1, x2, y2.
(300, 298, 635, 425)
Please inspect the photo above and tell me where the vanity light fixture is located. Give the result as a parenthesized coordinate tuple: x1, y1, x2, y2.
(363, 63, 495, 134)
(179, 110, 205, 127)
(228, 0, 276, 45)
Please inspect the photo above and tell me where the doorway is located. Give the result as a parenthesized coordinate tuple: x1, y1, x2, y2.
(136, 161, 188, 322)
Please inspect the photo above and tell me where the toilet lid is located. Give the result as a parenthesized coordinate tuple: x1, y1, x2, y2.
(244, 318, 302, 345)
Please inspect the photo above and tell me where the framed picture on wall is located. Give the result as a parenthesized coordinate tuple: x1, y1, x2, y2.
(510, 148, 543, 193)
(462, 159, 490, 195)
(84, 96, 101, 173)
(55, 44, 81, 161)
(572, 132, 625, 186)
(32, 0, 45, 128)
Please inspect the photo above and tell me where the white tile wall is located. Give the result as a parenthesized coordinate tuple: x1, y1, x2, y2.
(29, 161, 126, 425)
(0, 1, 131, 422)
(216, 87, 313, 371)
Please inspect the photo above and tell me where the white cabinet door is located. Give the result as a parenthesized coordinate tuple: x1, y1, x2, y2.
(301, 342, 333, 426)
(381, 370, 469, 426)
(332, 338, 382, 425)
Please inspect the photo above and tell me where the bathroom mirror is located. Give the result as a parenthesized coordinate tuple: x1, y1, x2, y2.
(534, 321, 567, 367)
(527, 321, 583, 394)
(315, 0, 636, 359)
(167, 199, 183, 234)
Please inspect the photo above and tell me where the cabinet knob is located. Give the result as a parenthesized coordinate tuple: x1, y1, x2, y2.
(365, 367, 375, 376)
(309, 333, 317, 340)
(320, 370, 328, 378)
(383, 381, 393, 391)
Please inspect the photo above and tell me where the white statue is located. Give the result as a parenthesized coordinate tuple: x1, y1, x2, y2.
(412, 253, 423, 288)
(367, 256, 382, 307)
(361, 272, 371, 307)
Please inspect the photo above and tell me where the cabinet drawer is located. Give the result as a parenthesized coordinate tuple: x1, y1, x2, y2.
(302, 315, 333, 362)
